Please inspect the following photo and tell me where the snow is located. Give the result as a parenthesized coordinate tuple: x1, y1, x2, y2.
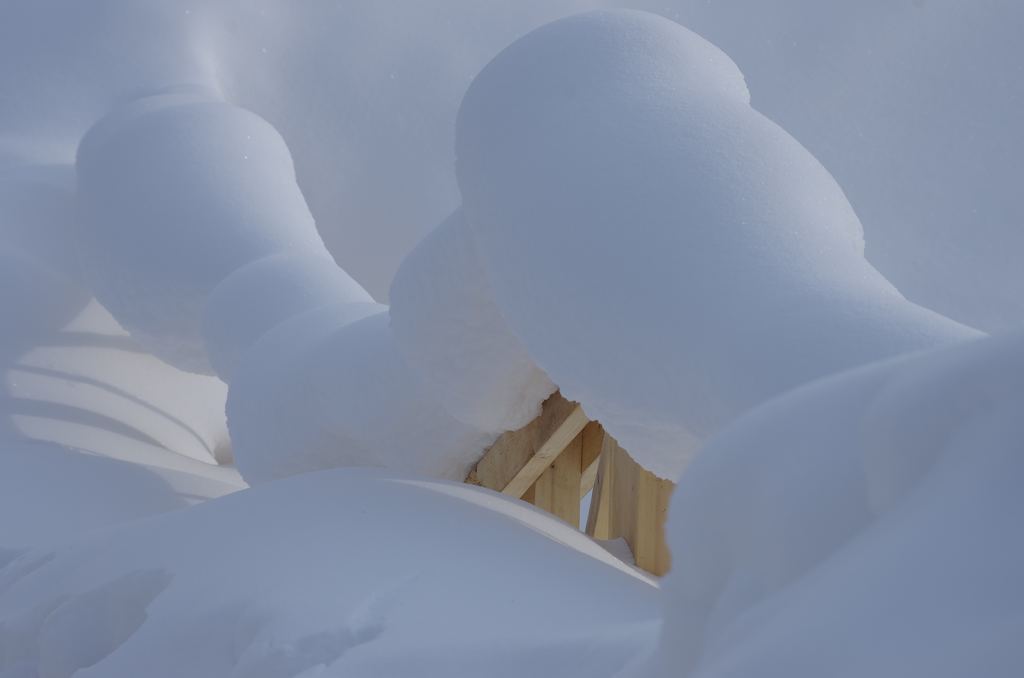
(0, 441, 240, 551)
(2, 146, 242, 552)
(202, 251, 373, 382)
(635, 0, 1024, 333)
(652, 332, 1024, 678)
(0, 166, 90, 347)
(5, 301, 233, 466)
(225, 301, 385, 484)
(228, 310, 493, 485)
(76, 91, 329, 373)
(0, 3, 1021, 677)
(456, 9, 980, 480)
(0, 468, 658, 678)
(1, 301, 244, 550)
(390, 209, 555, 434)
(0, 0, 626, 301)
(3, 1, 1021, 326)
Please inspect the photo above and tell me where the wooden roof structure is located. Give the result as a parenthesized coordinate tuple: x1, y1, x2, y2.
(466, 392, 675, 576)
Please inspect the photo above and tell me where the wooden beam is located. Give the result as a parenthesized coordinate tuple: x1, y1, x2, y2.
(532, 431, 583, 526)
(467, 391, 589, 498)
(466, 390, 677, 577)
(501, 403, 588, 498)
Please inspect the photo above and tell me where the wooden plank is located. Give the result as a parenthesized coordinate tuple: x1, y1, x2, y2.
(579, 421, 604, 498)
(465, 388, 676, 577)
(532, 431, 583, 526)
(609, 443, 674, 576)
(468, 391, 584, 494)
(584, 433, 615, 540)
(501, 403, 588, 498)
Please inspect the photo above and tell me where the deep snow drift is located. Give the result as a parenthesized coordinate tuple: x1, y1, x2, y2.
(0, 299, 243, 550)
(0, 3, 1020, 678)
(456, 10, 978, 480)
(653, 331, 1024, 678)
(0, 469, 658, 678)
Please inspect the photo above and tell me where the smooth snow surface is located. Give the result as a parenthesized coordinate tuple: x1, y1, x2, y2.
(202, 251, 373, 382)
(631, 0, 1024, 333)
(1, 301, 243, 549)
(227, 309, 492, 485)
(0, 441, 240, 551)
(0, 469, 658, 678)
(76, 93, 328, 373)
(1, 158, 241, 550)
(1, 4, 1020, 678)
(390, 209, 555, 434)
(457, 9, 979, 479)
(654, 332, 1024, 678)
(225, 301, 385, 484)
(0, 166, 89, 345)
(3, 1, 1021, 327)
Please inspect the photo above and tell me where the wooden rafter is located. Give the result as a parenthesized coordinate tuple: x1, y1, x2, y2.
(467, 391, 588, 497)
(466, 390, 676, 576)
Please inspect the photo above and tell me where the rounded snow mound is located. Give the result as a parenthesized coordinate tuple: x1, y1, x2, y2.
(0, 468, 657, 677)
(228, 309, 493, 485)
(456, 9, 975, 479)
(202, 251, 373, 382)
(654, 332, 1024, 678)
(75, 91, 328, 374)
(226, 301, 387, 484)
(390, 209, 555, 434)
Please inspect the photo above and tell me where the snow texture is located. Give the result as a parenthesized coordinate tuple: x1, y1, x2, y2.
(76, 91, 329, 373)
(0, 4, 1021, 677)
(1, 156, 241, 551)
(0, 469, 658, 678)
(3, 1, 1021, 328)
(0, 300, 244, 550)
(202, 251, 373, 382)
(225, 301, 386, 484)
(456, 9, 980, 479)
(228, 310, 493, 485)
(633, 0, 1024, 333)
(390, 209, 555, 434)
(653, 332, 1024, 678)
(0, 0, 628, 302)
